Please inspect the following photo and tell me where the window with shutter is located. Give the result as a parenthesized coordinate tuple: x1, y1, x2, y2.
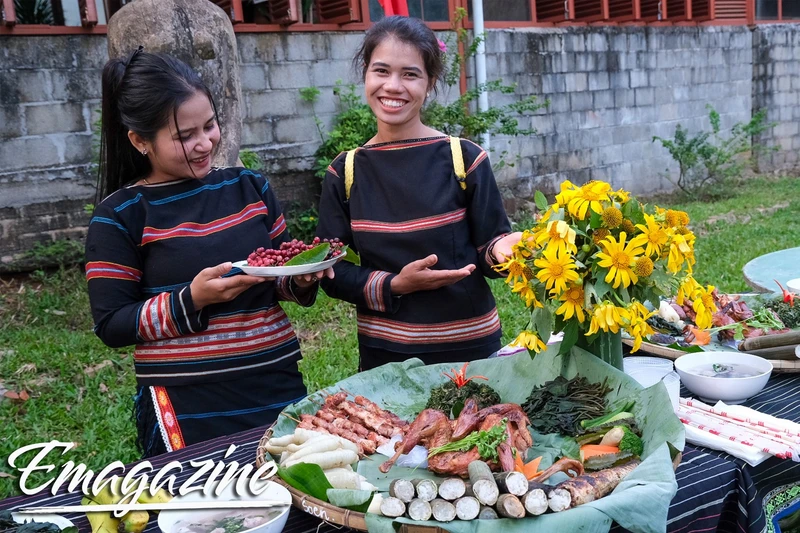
(210, 0, 244, 23)
(639, 0, 661, 19)
(535, 0, 567, 22)
(713, 0, 748, 19)
(664, 0, 687, 19)
(267, 0, 299, 24)
(608, 0, 635, 20)
(316, 0, 361, 23)
(573, 0, 605, 21)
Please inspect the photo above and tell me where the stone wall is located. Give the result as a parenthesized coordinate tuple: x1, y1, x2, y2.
(1, 25, 799, 269)
(752, 24, 800, 172)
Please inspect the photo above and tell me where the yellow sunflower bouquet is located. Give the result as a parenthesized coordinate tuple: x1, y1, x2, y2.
(495, 180, 716, 369)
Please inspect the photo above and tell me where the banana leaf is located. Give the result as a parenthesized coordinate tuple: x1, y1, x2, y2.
(272, 345, 684, 533)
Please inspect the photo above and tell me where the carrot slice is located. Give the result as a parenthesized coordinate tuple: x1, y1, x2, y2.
(523, 456, 542, 480)
(580, 444, 620, 459)
(687, 326, 711, 346)
(514, 453, 525, 474)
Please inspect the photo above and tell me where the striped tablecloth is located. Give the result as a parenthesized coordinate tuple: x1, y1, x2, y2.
(4, 375, 800, 533)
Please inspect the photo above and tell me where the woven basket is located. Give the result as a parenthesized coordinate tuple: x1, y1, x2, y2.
(623, 339, 800, 373)
(256, 426, 682, 532)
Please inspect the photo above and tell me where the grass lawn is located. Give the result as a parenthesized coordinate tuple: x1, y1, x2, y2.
(1, 175, 799, 499)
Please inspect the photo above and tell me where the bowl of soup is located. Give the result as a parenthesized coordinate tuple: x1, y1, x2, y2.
(674, 351, 772, 404)
(158, 481, 291, 533)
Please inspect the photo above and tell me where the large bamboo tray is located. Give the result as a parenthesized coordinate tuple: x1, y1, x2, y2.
(255, 425, 682, 532)
(623, 338, 800, 373)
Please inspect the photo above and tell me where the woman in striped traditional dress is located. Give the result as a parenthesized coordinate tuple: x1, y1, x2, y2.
(316, 17, 522, 371)
(86, 50, 332, 457)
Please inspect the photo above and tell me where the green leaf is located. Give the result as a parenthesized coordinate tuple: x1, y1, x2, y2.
(284, 243, 331, 266)
(665, 343, 704, 353)
(532, 306, 554, 345)
(326, 489, 375, 513)
(341, 246, 360, 266)
(590, 210, 603, 229)
(621, 200, 646, 226)
(593, 269, 612, 300)
(558, 320, 580, 355)
(534, 190, 548, 212)
(278, 463, 333, 502)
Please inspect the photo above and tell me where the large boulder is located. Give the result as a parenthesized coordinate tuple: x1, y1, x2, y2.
(107, 0, 242, 167)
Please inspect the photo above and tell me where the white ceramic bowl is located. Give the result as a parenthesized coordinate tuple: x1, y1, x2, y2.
(787, 278, 800, 295)
(674, 351, 772, 405)
(158, 481, 291, 533)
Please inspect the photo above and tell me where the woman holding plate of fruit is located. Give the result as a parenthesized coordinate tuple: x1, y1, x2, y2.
(85, 49, 333, 457)
(316, 16, 522, 370)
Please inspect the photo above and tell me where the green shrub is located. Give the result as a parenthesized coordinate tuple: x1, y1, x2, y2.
(286, 205, 320, 243)
(653, 105, 776, 200)
(239, 150, 264, 171)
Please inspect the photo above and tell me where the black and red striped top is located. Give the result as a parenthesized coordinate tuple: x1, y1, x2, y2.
(85, 167, 315, 387)
(317, 136, 511, 362)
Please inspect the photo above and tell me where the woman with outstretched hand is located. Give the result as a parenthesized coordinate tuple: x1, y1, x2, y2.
(316, 17, 522, 370)
(86, 49, 331, 456)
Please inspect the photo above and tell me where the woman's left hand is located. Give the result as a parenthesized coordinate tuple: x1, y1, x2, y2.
(294, 267, 335, 288)
(492, 232, 524, 263)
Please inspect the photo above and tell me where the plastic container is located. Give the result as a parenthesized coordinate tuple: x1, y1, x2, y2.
(624, 356, 674, 388)
(662, 371, 680, 410)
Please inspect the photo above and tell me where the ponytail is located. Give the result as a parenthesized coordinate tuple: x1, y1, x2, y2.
(96, 49, 218, 203)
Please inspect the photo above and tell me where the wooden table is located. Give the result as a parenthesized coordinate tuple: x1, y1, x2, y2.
(742, 246, 800, 293)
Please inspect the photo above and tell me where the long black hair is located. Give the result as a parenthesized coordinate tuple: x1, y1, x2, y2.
(97, 49, 218, 202)
(353, 16, 445, 95)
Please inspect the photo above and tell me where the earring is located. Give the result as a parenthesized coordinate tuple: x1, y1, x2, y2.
(427, 92, 431, 98)
(141, 148, 148, 156)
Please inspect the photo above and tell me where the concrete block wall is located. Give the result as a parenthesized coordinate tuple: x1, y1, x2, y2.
(0, 35, 104, 267)
(1, 25, 799, 269)
(752, 24, 800, 172)
(479, 26, 754, 205)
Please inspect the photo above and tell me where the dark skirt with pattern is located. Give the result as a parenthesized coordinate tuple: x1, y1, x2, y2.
(133, 367, 306, 458)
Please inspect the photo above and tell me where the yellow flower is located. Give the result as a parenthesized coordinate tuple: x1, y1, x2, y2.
(635, 214, 668, 257)
(633, 256, 654, 278)
(665, 210, 681, 227)
(601, 206, 623, 228)
(511, 330, 548, 353)
(620, 219, 636, 235)
(567, 181, 612, 220)
(692, 285, 718, 330)
(512, 280, 543, 309)
(511, 230, 536, 259)
(592, 228, 610, 245)
(613, 189, 630, 203)
(493, 256, 529, 286)
(596, 232, 645, 289)
(555, 180, 579, 208)
(667, 233, 695, 273)
(587, 301, 628, 335)
(624, 301, 655, 352)
(533, 246, 580, 295)
(556, 284, 586, 323)
(534, 220, 578, 256)
(676, 276, 702, 306)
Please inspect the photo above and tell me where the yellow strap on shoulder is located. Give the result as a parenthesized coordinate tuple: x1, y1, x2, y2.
(344, 148, 357, 200)
(449, 136, 467, 190)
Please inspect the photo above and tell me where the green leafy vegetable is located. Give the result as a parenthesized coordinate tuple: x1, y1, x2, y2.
(618, 426, 644, 456)
(763, 298, 800, 329)
(425, 380, 501, 416)
(284, 243, 330, 266)
(580, 400, 636, 430)
(278, 462, 333, 502)
(522, 376, 611, 436)
(428, 420, 508, 462)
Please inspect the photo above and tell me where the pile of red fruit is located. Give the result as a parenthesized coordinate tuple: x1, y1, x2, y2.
(246, 237, 344, 267)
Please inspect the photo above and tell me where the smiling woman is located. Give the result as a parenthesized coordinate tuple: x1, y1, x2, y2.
(85, 50, 334, 459)
(315, 16, 523, 371)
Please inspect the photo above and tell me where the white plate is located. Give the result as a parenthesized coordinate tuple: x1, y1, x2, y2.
(157, 481, 291, 533)
(11, 513, 75, 530)
(233, 254, 342, 277)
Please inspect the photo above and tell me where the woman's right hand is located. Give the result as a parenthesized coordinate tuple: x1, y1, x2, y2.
(390, 255, 475, 296)
(190, 262, 267, 310)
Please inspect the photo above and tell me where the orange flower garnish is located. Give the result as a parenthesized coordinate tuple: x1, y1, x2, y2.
(442, 362, 488, 389)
